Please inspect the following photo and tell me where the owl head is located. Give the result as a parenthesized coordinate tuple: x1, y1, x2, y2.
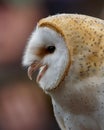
(22, 14, 72, 91)
(23, 13, 103, 91)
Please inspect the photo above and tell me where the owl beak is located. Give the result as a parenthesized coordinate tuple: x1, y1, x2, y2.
(27, 61, 48, 81)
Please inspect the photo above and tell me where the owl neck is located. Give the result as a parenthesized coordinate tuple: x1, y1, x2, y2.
(48, 59, 102, 113)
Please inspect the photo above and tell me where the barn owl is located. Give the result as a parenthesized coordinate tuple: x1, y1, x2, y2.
(22, 14, 104, 130)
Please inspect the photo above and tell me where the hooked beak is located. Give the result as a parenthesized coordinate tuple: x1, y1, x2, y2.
(27, 61, 48, 82)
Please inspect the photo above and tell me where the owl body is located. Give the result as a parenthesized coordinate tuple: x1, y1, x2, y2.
(51, 75, 104, 130)
(23, 14, 104, 130)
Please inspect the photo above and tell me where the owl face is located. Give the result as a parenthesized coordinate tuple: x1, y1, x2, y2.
(23, 26, 70, 91)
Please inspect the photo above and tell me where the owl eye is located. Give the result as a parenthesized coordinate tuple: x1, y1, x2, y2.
(46, 46, 56, 53)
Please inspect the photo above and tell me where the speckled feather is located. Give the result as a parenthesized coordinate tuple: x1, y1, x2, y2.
(38, 14, 104, 130)
(23, 14, 104, 130)
(39, 14, 104, 80)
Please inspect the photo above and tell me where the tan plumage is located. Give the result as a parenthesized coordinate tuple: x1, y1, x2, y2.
(39, 14, 104, 80)
(23, 14, 104, 130)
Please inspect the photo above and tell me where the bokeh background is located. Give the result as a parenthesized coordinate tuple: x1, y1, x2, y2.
(0, 0, 104, 130)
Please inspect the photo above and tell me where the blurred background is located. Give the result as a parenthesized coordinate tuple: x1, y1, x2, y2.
(0, 0, 104, 130)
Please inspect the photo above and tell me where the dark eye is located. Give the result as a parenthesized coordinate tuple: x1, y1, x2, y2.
(46, 46, 56, 53)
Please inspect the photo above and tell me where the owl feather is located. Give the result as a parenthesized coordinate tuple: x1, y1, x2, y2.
(23, 14, 104, 130)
